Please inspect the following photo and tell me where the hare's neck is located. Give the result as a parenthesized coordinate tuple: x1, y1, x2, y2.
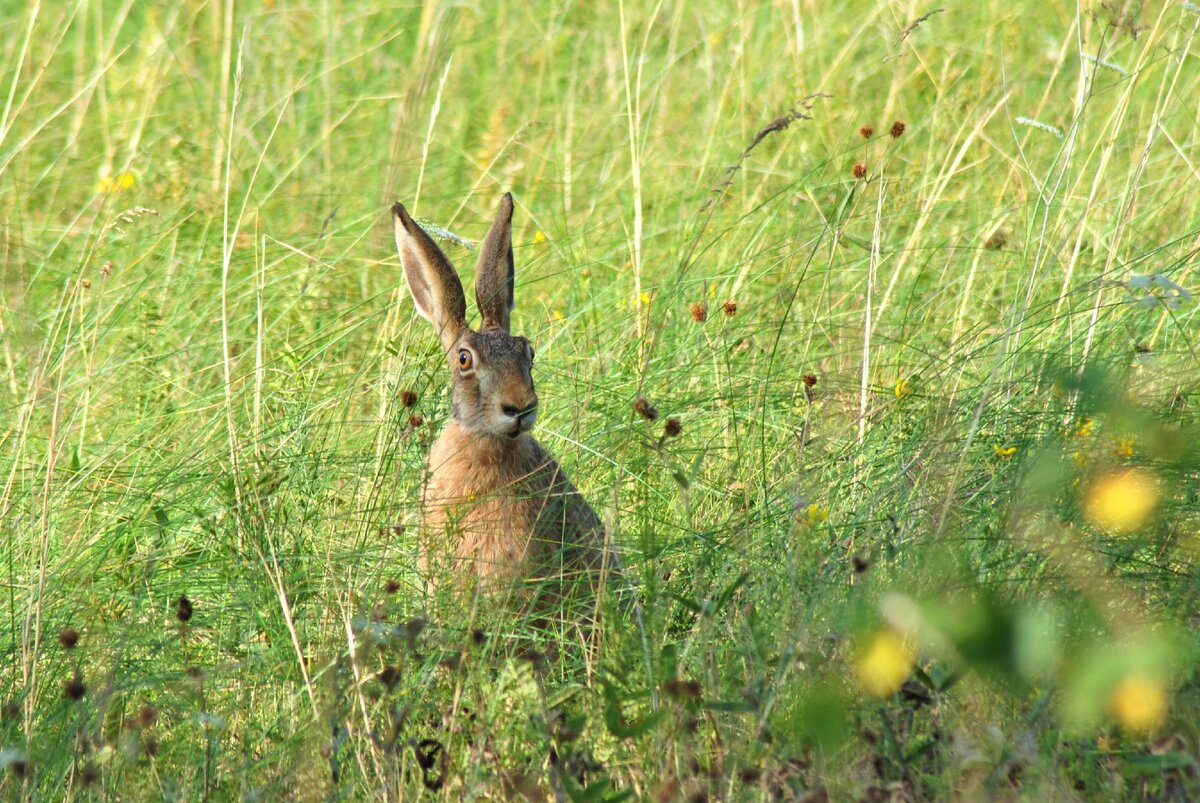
(430, 420, 540, 483)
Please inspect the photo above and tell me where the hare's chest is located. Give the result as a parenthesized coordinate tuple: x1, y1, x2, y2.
(421, 429, 557, 570)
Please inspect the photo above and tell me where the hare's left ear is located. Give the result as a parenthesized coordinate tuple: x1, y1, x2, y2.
(475, 192, 515, 333)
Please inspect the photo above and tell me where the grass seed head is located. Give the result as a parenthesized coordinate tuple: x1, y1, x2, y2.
(690, 302, 708, 322)
(58, 628, 80, 649)
(853, 162, 867, 179)
(890, 119, 907, 138)
(409, 414, 424, 428)
(401, 389, 418, 407)
(722, 300, 737, 317)
(859, 125, 873, 139)
(137, 705, 157, 728)
(664, 417, 682, 438)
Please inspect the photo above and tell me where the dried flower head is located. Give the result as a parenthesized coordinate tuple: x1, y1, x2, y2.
(633, 396, 659, 421)
(81, 763, 100, 785)
(689, 302, 708, 323)
(890, 120, 907, 138)
(722, 300, 737, 317)
(64, 674, 87, 702)
(385, 579, 401, 594)
(409, 414, 424, 428)
(802, 373, 818, 388)
(664, 417, 682, 438)
(175, 595, 193, 623)
(137, 705, 157, 728)
(852, 162, 867, 179)
(58, 628, 80, 649)
(852, 556, 870, 574)
(860, 125, 874, 139)
(400, 389, 418, 407)
(378, 665, 400, 690)
(81, 278, 92, 289)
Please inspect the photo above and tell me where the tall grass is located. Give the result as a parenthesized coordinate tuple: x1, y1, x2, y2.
(2, 1, 1199, 798)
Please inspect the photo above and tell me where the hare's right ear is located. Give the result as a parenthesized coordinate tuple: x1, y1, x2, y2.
(392, 202, 468, 351)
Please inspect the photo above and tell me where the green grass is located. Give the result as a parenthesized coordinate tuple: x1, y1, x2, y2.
(3, 0, 1200, 798)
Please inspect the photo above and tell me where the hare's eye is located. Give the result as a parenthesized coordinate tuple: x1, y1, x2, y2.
(458, 350, 473, 370)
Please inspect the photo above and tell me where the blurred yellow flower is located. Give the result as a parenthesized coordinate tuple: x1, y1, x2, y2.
(894, 377, 912, 399)
(708, 284, 718, 300)
(1113, 437, 1135, 460)
(855, 629, 915, 698)
(1084, 468, 1159, 535)
(708, 32, 723, 46)
(1108, 673, 1167, 733)
(533, 230, 546, 244)
(796, 503, 828, 527)
(993, 444, 1017, 459)
(551, 309, 565, 322)
(97, 171, 136, 193)
(1075, 418, 1095, 439)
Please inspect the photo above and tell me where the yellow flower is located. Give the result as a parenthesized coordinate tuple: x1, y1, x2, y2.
(551, 309, 565, 322)
(993, 444, 1018, 459)
(630, 291, 652, 309)
(856, 630, 915, 698)
(1084, 468, 1159, 535)
(796, 503, 828, 527)
(1113, 437, 1135, 460)
(708, 32, 723, 46)
(96, 171, 136, 193)
(1075, 418, 1095, 439)
(708, 284, 717, 300)
(533, 230, 546, 244)
(894, 377, 912, 399)
(1108, 673, 1167, 733)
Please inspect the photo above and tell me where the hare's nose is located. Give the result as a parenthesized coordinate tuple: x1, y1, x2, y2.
(502, 398, 538, 420)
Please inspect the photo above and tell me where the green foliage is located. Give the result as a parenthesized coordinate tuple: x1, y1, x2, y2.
(2, 0, 1200, 799)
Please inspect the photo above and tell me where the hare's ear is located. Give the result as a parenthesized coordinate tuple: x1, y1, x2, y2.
(393, 202, 468, 351)
(475, 192, 515, 333)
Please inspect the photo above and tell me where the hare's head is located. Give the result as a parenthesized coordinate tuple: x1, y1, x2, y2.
(393, 193, 538, 439)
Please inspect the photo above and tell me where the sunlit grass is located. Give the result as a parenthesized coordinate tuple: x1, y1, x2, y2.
(2, 0, 1199, 798)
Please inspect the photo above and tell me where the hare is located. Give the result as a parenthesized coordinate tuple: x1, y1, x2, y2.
(392, 193, 613, 604)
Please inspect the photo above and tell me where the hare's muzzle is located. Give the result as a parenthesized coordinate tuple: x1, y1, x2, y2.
(501, 398, 538, 437)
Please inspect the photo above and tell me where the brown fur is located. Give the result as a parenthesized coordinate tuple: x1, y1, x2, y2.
(421, 420, 605, 596)
(393, 194, 612, 602)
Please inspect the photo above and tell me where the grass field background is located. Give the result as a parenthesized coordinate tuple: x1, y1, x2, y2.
(2, 0, 1200, 798)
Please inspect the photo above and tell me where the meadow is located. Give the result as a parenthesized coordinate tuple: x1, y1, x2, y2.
(2, 0, 1200, 799)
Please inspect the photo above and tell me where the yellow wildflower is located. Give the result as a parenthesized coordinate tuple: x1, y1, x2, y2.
(796, 503, 829, 527)
(96, 171, 136, 194)
(993, 444, 1018, 459)
(1075, 418, 1095, 439)
(551, 309, 565, 322)
(1113, 437, 1135, 460)
(894, 378, 912, 399)
(1084, 468, 1159, 535)
(533, 230, 546, 244)
(855, 629, 915, 698)
(1108, 673, 1167, 734)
